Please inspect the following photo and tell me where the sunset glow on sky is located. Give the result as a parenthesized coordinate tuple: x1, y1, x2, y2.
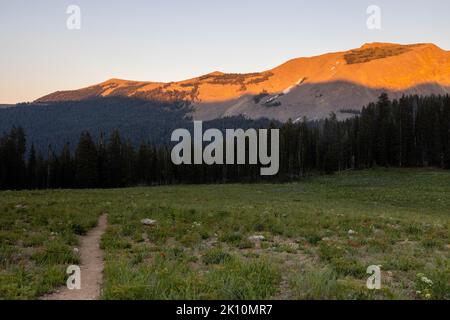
(1, 0, 450, 103)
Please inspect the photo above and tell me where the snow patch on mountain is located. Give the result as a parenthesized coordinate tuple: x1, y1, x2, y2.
(283, 77, 307, 95)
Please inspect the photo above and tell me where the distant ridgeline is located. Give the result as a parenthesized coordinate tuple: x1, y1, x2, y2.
(0, 94, 449, 189)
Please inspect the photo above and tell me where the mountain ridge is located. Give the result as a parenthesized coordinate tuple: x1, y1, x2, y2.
(36, 42, 450, 121)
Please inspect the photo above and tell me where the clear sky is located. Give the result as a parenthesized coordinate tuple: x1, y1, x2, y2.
(1, 0, 450, 103)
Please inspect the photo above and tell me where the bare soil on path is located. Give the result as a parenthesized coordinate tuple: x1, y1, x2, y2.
(42, 214, 107, 300)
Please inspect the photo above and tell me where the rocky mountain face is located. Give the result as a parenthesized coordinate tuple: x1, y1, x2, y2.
(36, 43, 450, 121)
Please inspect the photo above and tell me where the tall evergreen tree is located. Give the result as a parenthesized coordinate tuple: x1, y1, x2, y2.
(106, 130, 124, 187)
(60, 143, 75, 188)
(75, 131, 98, 188)
(27, 144, 37, 189)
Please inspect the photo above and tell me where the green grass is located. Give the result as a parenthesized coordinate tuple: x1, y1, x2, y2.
(0, 190, 103, 299)
(1, 168, 449, 300)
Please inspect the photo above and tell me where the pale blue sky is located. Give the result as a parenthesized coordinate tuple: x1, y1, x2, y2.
(1, 0, 449, 103)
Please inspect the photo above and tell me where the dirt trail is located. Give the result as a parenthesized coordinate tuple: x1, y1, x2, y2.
(42, 214, 107, 300)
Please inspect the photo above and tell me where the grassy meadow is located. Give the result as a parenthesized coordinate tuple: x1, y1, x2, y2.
(0, 168, 449, 300)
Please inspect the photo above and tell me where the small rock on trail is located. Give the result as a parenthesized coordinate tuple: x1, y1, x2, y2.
(141, 218, 157, 226)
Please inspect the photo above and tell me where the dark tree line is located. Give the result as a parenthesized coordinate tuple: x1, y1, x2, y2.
(0, 97, 275, 155)
(1, 94, 449, 190)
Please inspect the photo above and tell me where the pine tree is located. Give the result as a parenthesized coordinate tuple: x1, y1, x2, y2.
(137, 143, 152, 185)
(106, 130, 124, 187)
(122, 139, 137, 186)
(97, 132, 107, 188)
(374, 93, 391, 166)
(27, 144, 37, 188)
(60, 143, 75, 188)
(75, 131, 98, 188)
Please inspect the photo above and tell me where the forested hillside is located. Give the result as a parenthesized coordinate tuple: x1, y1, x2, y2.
(0, 97, 274, 154)
(1, 94, 449, 189)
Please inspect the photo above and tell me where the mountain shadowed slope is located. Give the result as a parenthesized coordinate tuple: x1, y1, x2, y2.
(0, 97, 276, 154)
